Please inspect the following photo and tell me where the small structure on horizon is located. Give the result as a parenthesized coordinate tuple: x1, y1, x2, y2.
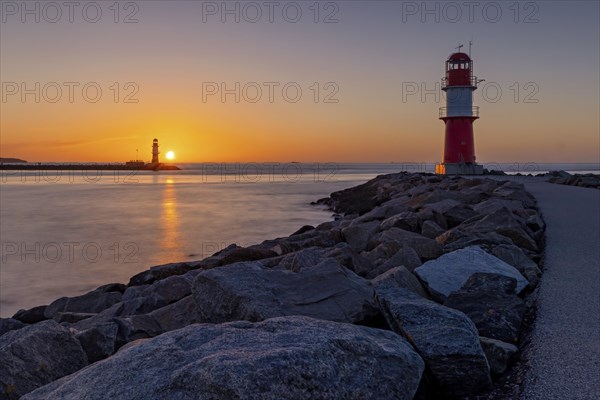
(151, 138, 160, 164)
(436, 46, 484, 175)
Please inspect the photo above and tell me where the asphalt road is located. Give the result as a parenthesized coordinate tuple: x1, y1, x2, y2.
(520, 180, 600, 400)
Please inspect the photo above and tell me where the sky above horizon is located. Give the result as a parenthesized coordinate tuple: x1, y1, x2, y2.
(1, 1, 599, 163)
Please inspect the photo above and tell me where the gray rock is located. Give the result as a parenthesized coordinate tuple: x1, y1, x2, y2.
(491, 244, 541, 287)
(416, 207, 449, 230)
(44, 290, 122, 319)
(214, 246, 279, 265)
(371, 266, 430, 298)
(291, 225, 315, 235)
(380, 211, 421, 232)
(0, 318, 25, 336)
(12, 305, 48, 324)
(493, 182, 536, 209)
(474, 208, 538, 251)
(473, 198, 525, 216)
(113, 315, 163, 344)
(23, 316, 425, 400)
(443, 205, 478, 228)
(438, 229, 515, 253)
(71, 302, 126, 332)
(375, 286, 491, 397)
(269, 244, 375, 277)
(349, 206, 387, 225)
(368, 228, 443, 260)
(122, 275, 191, 308)
(526, 213, 545, 233)
(74, 313, 164, 360)
(118, 296, 168, 316)
(94, 283, 128, 294)
(421, 220, 445, 239)
(342, 221, 380, 252)
(128, 260, 205, 287)
(75, 322, 119, 363)
(322, 243, 374, 277)
(192, 259, 378, 324)
(479, 337, 518, 375)
(268, 247, 326, 272)
(421, 199, 461, 214)
(380, 197, 414, 217)
(147, 295, 201, 332)
(0, 320, 88, 399)
(365, 245, 423, 278)
(414, 246, 528, 302)
(54, 312, 95, 324)
(444, 273, 526, 343)
(261, 229, 343, 255)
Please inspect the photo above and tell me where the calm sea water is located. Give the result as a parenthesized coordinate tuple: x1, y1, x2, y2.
(1, 162, 598, 317)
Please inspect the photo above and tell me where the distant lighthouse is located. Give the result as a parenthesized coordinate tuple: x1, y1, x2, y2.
(151, 138, 160, 164)
(436, 47, 484, 175)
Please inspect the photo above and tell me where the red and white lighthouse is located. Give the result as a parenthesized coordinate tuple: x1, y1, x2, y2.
(436, 48, 484, 175)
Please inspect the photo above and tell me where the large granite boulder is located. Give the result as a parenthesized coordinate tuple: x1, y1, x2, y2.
(368, 228, 443, 260)
(147, 295, 201, 333)
(465, 208, 538, 251)
(0, 320, 88, 399)
(267, 244, 375, 277)
(375, 286, 491, 397)
(380, 211, 421, 232)
(266, 229, 343, 255)
(0, 319, 25, 337)
(192, 259, 378, 324)
(341, 221, 380, 252)
(23, 317, 425, 400)
(491, 244, 541, 287)
(126, 244, 262, 287)
(365, 245, 423, 278)
(117, 275, 193, 316)
(444, 273, 526, 343)
(371, 266, 430, 299)
(414, 246, 528, 302)
(492, 182, 537, 209)
(75, 322, 119, 363)
(479, 337, 518, 375)
(421, 220, 445, 239)
(12, 306, 48, 324)
(44, 287, 122, 320)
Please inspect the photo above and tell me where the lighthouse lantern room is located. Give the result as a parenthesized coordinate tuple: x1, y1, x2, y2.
(435, 47, 484, 175)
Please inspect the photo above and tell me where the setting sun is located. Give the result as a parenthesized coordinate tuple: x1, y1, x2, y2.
(165, 151, 175, 160)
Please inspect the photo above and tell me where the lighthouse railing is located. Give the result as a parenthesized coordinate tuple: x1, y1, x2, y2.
(439, 106, 479, 118)
(441, 75, 478, 90)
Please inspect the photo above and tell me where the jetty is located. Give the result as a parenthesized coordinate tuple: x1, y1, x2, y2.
(0, 163, 180, 171)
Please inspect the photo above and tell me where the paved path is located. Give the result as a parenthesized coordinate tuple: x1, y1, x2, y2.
(520, 180, 600, 400)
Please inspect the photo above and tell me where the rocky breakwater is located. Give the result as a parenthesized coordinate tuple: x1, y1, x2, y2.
(544, 170, 600, 189)
(1, 173, 545, 399)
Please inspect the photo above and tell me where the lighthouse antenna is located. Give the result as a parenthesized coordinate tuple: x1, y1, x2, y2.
(456, 43, 464, 52)
(469, 40, 473, 57)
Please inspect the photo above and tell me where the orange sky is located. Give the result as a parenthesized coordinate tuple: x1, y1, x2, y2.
(1, 1, 598, 163)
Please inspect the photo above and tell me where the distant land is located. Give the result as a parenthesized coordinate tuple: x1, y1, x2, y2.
(0, 158, 28, 163)
(0, 162, 180, 171)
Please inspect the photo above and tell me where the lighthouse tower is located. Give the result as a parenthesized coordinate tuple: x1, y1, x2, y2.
(151, 138, 160, 164)
(435, 49, 484, 175)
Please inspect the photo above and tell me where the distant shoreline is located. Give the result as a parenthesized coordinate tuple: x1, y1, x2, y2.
(0, 163, 180, 171)
(0, 157, 28, 164)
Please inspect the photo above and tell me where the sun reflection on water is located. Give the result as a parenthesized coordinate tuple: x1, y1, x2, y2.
(160, 177, 183, 260)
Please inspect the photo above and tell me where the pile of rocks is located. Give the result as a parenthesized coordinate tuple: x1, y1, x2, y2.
(0, 173, 545, 399)
(545, 170, 600, 189)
